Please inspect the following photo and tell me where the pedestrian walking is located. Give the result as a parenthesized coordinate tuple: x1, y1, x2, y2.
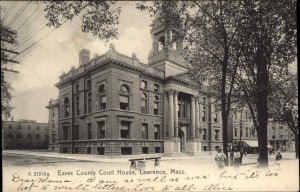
(215, 148, 226, 169)
(233, 148, 241, 168)
(275, 151, 282, 167)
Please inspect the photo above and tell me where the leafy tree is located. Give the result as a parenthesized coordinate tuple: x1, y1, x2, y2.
(235, 0, 297, 166)
(1, 19, 17, 120)
(42, 1, 121, 42)
(269, 73, 298, 158)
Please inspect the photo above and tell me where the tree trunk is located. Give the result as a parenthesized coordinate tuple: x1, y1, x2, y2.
(221, 51, 229, 162)
(256, 49, 269, 167)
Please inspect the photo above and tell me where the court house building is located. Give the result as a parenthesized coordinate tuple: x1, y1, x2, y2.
(56, 17, 222, 156)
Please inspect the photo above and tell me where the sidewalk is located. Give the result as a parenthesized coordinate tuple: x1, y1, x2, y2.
(2, 150, 296, 164)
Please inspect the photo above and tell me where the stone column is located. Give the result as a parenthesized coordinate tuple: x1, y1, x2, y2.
(191, 96, 196, 139)
(195, 97, 199, 138)
(174, 91, 178, 137)
(168, 90, 174, 137)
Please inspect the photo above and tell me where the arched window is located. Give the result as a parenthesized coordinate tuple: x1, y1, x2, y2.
(119, 85, 130, 110)
(120, 85, 129, 94)
(141, 93, 148, 114)
(154, 95, 159, 115)
(87, 92, 92, 113)
(158, 36, 165, 51)
(64, 97, 70, 117)
(98, 84, 106, 110)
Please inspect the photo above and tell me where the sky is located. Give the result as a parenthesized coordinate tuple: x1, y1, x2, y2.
(1, 1, 153, 123)
(1, 1, 297, 123)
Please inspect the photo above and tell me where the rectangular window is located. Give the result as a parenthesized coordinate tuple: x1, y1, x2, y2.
(214, 113, 218, 123)
(100, 96, 107, 110)
(141, 123, 148, 139)
(202, 105, 206, 122)
(74, 125, 79, 140)
(87, 147, 91, 154)
(63, 126, 68, 140)
(37, 125, 39, 130)
(140, 80, 147, 89)
(272, 134, 275, 139)
(120, 96, 129, 110)
(121, 147, 132, 155)
(154, 84, 159, 92)
(87, 123, 92, 139)
(97, 121, 105, 139)
(18, 124, 21, 129)
(215, 129, 220, 141)
(76, 98, 80, 115)
(141, 99, 147, 114)
(154, 102, 159, 115)
(97, 147, 105, 155)
(154, 124, 160, 139)
(75, 84, 79, 93)
(9, 124, 12, 129)
(88, 98, 92, 113)
(62, 147, 68, 153)
(203, 129, 207, 140)
(120, 121, 130, 139)
(27, 125, 30, 130)
(74, 147, 79, 154)
(246, 128, 249, 137)
(52, 133, 56, 143)
(234, 128, 238, 137)
(52, 120, 55, 128)
(155, 147, 161, 153)
(142, 147, 149, 154)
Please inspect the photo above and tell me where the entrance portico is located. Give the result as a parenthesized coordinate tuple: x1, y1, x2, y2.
(163, 89, 201, 156)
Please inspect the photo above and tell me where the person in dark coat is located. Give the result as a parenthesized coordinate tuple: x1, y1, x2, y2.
(275, 151, 282, 166)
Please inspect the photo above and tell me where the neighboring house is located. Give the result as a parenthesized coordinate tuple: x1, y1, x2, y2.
(3, 119, 49, 149)
(228, 109, 295, 153)
(55, 14, 222, 156)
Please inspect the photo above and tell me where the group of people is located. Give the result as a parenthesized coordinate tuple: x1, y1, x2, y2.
(215, 147, 283, 169)
(215, 148, 244, 169)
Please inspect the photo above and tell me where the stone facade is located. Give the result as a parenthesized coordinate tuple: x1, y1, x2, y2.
(3, 120, 49, 149)
(46, 98, 59, 151)
(55, 16, 222, 156)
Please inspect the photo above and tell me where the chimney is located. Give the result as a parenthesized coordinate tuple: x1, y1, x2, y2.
(79, 49, 90, 66)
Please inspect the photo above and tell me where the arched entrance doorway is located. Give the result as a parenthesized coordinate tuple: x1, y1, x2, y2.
(178, 126, 186, 152)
